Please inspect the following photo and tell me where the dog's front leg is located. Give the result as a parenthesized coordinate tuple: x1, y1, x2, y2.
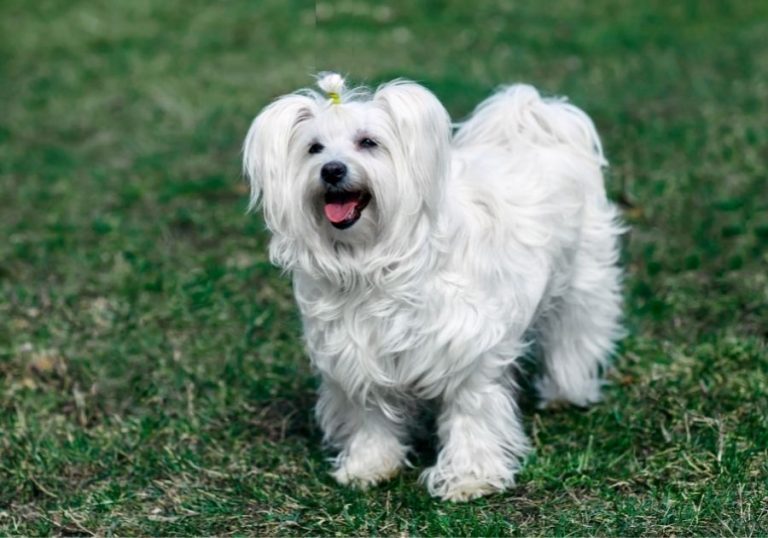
(421, 371, 530, 501)
(316, 378, 409, 489)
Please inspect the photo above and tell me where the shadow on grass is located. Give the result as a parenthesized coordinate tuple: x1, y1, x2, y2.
(248, 395, 319, 444)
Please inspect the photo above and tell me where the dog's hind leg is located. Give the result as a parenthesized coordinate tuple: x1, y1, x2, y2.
(535, 222, 623, 408)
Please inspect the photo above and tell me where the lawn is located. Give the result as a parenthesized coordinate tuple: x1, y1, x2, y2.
(1, 0, 767, 535)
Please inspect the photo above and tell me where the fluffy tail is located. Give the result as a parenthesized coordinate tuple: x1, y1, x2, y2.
(454, 84, 607, 167)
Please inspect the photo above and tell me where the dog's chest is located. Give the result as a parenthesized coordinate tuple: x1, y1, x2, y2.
(302, 288, 426, 365)
(295, 277, 515, 395)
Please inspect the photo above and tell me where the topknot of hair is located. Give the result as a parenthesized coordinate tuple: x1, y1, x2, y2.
(317, 72, 346, 99)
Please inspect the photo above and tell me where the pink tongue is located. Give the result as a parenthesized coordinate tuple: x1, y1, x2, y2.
(324, 200, 358, 223)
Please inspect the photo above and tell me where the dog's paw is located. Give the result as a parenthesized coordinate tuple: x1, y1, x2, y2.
(331, 452, 403, 489)
(332, 460, 401, 490)
(420, 465, 510, 502)
(331, 437, 406, 489)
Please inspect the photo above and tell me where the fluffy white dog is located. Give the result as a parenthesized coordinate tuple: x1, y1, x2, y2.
(243, 73, 623, 501)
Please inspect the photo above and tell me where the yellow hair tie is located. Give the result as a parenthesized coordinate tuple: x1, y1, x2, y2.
(328, 92, 341, 105)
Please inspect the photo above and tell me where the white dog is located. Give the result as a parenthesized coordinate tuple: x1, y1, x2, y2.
(243, 73, 623, 501)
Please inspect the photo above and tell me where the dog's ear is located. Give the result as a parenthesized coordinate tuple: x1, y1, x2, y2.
(243, 94, 316, 211)
(373, 81, 452, 212)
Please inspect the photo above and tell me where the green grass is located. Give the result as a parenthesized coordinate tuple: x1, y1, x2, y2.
(1, 0, 767, 534)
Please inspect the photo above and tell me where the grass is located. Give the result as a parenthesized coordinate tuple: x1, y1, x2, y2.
(1, 0, 767, 534)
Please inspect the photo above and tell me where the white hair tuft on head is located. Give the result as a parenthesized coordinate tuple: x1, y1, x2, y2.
(316, 72, 346, 104)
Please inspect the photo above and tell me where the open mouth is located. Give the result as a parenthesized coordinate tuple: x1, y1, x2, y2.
(323, 189, 372, 229)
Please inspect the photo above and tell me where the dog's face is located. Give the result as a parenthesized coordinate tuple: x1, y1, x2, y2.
(294, 102, 395, 243)
(244, 77, 451, 273)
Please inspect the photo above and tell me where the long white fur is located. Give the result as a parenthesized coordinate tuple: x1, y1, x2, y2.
(243, 74, 624, 501)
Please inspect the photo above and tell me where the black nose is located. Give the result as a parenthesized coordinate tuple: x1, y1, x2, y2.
(321, 161, 347, 185)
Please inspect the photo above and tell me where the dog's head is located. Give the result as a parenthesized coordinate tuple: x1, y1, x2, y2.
(243, 73, 451, 277)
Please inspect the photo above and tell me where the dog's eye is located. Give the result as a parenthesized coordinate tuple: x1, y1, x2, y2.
(308, 142, 324, 155)
(358, 137, 378, 149)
